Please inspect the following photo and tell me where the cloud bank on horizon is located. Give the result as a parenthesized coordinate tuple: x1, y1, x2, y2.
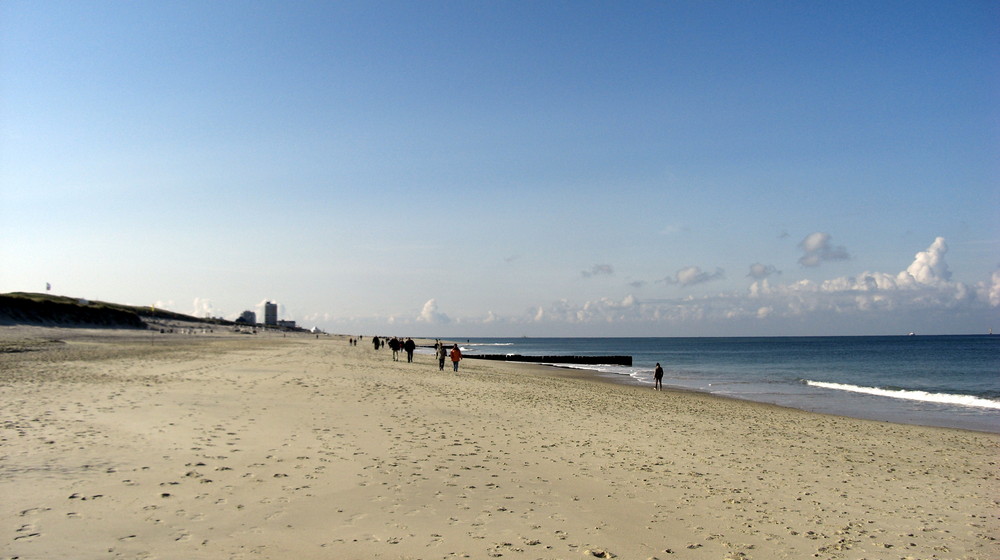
(311, 236, 998, 337)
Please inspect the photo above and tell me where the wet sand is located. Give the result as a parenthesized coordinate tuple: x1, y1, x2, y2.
(2, 326, 997, 559)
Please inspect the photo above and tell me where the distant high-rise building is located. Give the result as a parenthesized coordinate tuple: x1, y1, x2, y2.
(238, 310, 256, 325)
(264, 301, 278, 326)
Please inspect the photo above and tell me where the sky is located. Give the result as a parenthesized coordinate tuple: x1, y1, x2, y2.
(1, 1, 998, 337)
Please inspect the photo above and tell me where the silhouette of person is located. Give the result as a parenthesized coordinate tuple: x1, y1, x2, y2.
(389, 337, 400, 361)
(435, 342, 447, 370)
(404, 338, 416, 363)
(654, 362, 663, 391)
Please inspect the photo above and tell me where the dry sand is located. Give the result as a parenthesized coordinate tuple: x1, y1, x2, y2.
(2, 326, 997, 560)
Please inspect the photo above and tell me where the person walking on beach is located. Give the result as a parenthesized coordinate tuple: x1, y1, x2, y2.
(389, 337, 401, 361)
(654, 362, 663, 391)
(450, 344, 462, 372)
(435, 342, 447, 371)
(372, 336, 380, 351)
(404, 337, 416, 363)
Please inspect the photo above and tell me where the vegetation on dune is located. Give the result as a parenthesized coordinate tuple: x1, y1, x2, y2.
(0, 292, 233, 329)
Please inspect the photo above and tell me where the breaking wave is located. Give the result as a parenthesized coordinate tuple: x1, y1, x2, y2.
(805, 380, 1000, 410)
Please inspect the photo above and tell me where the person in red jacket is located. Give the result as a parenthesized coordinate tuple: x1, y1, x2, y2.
(450, 344, 462, 372)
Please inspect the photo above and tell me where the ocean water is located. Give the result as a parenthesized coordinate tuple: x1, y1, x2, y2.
(458, 336, 1000, 434)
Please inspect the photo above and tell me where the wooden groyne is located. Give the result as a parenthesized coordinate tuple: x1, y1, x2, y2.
(464, 354, 632, 366)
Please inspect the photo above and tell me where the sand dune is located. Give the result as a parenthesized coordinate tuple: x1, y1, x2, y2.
(2, 327, 997, 559)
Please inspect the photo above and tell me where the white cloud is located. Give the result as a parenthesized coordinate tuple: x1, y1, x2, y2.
(497, 237, 994, 334)
(988, 270, 1000, 307)
(900, 236, 951, 286)
(302, 312, 332, 324)
(748, 263, 780, 280)
(417, 298, 451, 324)
(664, 266, 725, 287)
(311, 237, 996, 336)
(153, 299, 175, 312)
(530, 295, 641, 324)
(581, 264, 615, 278)
(192, 297, 215, 318)
(798, 232, 850, 267)
(749, 237, 981, 313)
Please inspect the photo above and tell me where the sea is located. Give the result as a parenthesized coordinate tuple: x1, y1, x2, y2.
(453, 336, 1000, 434)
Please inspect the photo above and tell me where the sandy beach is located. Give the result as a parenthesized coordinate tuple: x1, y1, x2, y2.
(2, 327, 997, 560)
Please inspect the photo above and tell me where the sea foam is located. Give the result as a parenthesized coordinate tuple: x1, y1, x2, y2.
(805, 380, 1000, 410)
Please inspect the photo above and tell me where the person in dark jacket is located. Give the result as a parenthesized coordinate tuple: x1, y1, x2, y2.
(435, 342, 447, 370)
(404, 338, 416, 363)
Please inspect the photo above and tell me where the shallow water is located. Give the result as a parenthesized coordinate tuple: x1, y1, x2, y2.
(460, 335, 1000, 433)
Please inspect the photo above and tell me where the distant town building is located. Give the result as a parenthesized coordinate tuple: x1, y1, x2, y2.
(277, 320, 297, 329)
(264, 301, 278, 326)
(237, 310, 256, 324)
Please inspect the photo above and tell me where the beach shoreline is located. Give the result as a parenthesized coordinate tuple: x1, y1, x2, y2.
(456, 336, 1000, 436)
(3, 326, 998, 559)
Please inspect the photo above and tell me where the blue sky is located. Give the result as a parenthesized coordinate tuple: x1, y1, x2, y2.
(2, 1, 997, 336)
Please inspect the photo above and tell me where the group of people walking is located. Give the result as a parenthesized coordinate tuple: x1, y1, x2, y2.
(383, 336, 416, 362)
(367, 336, 464, 371)
(362, 336, 667, 387)
(436, 341, 462, 371)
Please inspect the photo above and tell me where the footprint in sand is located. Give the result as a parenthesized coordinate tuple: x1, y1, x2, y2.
(14, 524, 41, 541)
